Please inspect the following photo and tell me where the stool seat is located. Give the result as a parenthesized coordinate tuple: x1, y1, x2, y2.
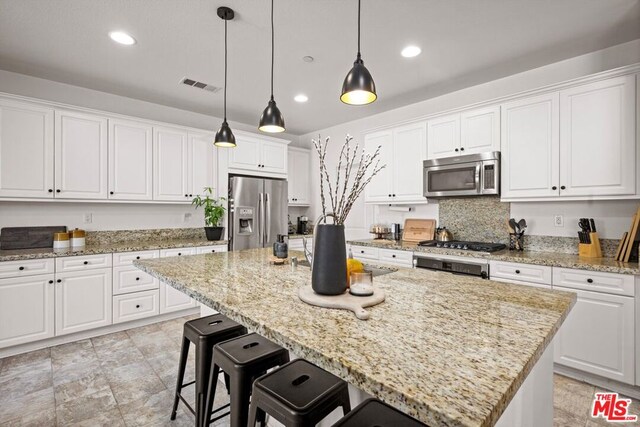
(248, 359, 351, 426)
(332, 398, 428, 427)
(216, 333, 288, 366)
(184, 313, 245, 342)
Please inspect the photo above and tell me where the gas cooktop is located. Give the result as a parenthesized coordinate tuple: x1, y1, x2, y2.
(418, 240, 507, 253)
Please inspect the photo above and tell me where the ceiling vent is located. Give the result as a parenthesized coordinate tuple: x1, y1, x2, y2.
(181, 77, 221, 93)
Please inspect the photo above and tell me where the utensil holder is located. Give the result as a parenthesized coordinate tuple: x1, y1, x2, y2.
(578, 232, 602, 258)
(509, 233, 524, 251)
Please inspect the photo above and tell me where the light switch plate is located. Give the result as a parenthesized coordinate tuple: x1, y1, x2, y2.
(83, 213, 92, 224)
(554, 215, 564, 227)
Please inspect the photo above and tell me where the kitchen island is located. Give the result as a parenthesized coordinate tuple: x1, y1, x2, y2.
(135, 248, 575, 427)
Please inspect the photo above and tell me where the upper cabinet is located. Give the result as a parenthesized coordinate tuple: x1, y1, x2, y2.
(0, 99, 54, 198)
(228, 134, 288, 176)
(427, 106, 500, 159)
(153, 126, 189, 202)
(501, 75, 636, 200)
(108, 118, 153, 200)
(559, 75, 636, 197)
(55, 110, 108, 199)
(188, 132, 217, 198)
(365, 122, 427, 204)
(288, 147, 311, 206)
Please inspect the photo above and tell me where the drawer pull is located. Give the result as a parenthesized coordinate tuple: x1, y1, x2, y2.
(178, 252, 182, 256)
(587, 278, 593, 283)
(83, 261, 89, 265)
(18, 266, 24, 271)
(48, 280, 54, 284)
(136, 256, 140, 260)
(136, 277, 140, 281)
(211, 249, 216, 253)
(136, 304, 141, 309)
(515, 270, 520, 274)
(392, 254, 396, 258)
(360, 251, 364, 254)
(56, 279, 62, 283)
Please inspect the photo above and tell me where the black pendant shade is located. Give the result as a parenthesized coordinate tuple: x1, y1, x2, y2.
(259, 0, 285, 133)
(341, 0, 377, 105)
(214, 7, 236, 148)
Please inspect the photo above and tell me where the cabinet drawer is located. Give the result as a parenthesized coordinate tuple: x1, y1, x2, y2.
(552, 268, 634, 297)
(0, 258, 54, 279)
(113, 289, 159, 324)
(159, 247, 197, 258)
(492, 277, 552, 290)
(56, 254, 112, 272)
(378, 249, 413, 266)
(113, 250, 159, 267)
(351, 246, 379, 261)
(489, 261, 551, 285)
(113, 266, 159, 295)
(195, 245, 228, 255)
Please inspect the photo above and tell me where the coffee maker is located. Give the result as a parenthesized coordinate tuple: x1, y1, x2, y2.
(297, 216, 309, 235)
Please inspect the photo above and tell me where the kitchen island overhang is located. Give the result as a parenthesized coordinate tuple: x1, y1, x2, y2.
(134, 248, 575, 427)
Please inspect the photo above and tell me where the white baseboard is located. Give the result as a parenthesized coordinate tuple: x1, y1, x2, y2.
(554, 364, 640, 399)
(0, 307, 200, 359)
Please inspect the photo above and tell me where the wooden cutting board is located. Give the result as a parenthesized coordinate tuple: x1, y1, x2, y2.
(0, 226, 68, 250)
(298, 285, 385, 320)
(402, 218, 436, 243)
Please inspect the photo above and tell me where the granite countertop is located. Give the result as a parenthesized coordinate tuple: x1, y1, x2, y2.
(0, 239, 228, 262)
(348, 239, 640, 275)
(135, 248, 575, 427)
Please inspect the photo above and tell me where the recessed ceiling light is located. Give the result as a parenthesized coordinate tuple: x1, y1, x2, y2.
(401, 45, 421, 58)
(294, 94, 308, 103)
(109, 31, 136, 45)
(302, 56, 314, 63)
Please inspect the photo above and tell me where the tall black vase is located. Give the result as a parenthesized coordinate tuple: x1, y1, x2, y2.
(312, 224, 347, 295)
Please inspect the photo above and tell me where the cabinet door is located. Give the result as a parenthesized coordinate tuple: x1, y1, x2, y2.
(392, 122, 427, 202)
(228, 136, 260, 172)
(0, 99, 54, 198)
(108, 119, 153, 200)
(559, 75, 636, 197)
(364, 131, 393, 202)
(287, 152, 295, 204)
(159, 282, 197, 314)
(554, 286, 635, 384)
(55, 268, 112, 336)
(188, 133, 216, 198)
(54, 110, 108, 199)
(288, 149, 310, 205)
(501, 93, 560, 199)
(153, 126, 189, 201)
(261, 141, 288, 175)
(0, 274, 55, 348)
(427, 114, 460, 159)
(461, 106, 500, 155)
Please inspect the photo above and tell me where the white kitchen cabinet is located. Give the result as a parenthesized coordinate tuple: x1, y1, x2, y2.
(349, 245, 413, 267)
(0, 274, 55, 348)
(195, 245, 228, 254)
(188, 132, 217, 198)
(554, 286, 635, 384)
(54, 110, 108, 199)
(559, 75, 636, 197)
(364, 122, 426, 204)
(113, 289, 159, 324)
(287, 147, 311, 205)
(501, 93, 560, 199)
(108, 118, 153, 200)
(159, 247, 197, 313)
(426, 106, 499, 160)
(489, 261, 552, 286)
(0, 258, 54, 280)
(228, 134, 288, 176)
(0, 99, 54, 198)
(55, 268, 113, 336)
(153, 126, 189, 201)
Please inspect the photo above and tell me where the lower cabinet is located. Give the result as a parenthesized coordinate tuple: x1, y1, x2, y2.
(113, 289, 159, 324)
(288, 237, 312, 252)
(0, 274, 55, 348)
(553, 286, 635, 384)
(55, 268, 113, 336)
(159, 282, 196, 313)
(349, 245, 413, 268)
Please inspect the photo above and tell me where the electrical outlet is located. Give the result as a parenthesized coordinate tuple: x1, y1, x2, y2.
(83, 213, 92, 224)
(183, 213, 192, 222)
(554, 215, 564, 227)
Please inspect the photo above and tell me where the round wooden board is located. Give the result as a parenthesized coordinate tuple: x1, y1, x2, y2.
(298, 285, 385, 320)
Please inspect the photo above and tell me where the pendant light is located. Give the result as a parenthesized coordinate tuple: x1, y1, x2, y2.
(258, 0, 285, 133)
(340, 0, 377, 105)
(214, 7, 236, 147)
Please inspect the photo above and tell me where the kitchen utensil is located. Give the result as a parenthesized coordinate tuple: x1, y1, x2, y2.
(589, 218, 597, 232)
(509, 219, 519, 234)
(615, 233, 628, 260)
(622, 207, 640, 262)
(298, 284, 385, 320)
(435, 227, 454, 242)
(518, 219, 527, 232)
(506, 219, 515, 233)
(402, 219, 436, 243)
(349, 271, 374, 296)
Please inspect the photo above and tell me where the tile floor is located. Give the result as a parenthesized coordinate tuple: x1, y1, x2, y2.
(0, 315, 637, 426)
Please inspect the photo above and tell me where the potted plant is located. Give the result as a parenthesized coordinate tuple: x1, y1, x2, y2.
(192, 188, 226, 241)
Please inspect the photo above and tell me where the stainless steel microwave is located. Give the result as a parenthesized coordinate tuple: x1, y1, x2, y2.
(423, 151, 500, 198)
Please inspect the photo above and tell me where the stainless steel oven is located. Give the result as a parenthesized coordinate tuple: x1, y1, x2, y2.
(423, 151, 500, 198)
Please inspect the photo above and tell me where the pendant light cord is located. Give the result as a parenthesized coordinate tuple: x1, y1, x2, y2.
(270, 0, 275, 99)
(357, 0, 361, 58)
(224, 18, 228, 121)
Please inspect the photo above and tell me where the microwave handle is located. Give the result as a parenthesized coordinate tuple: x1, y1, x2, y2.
(475, 164, 481, 194)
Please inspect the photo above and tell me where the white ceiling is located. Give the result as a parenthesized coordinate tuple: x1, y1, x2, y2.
(0, 0, 639, 135)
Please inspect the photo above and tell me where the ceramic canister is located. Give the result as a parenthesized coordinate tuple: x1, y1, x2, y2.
(70, 228, 86, 247)
(53, 232, 70, 249)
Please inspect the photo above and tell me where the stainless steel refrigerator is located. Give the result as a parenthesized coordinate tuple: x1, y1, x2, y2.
(228, 175, 288, 251)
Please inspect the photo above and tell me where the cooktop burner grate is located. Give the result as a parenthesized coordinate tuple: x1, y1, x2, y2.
(418, 240, 507, 253)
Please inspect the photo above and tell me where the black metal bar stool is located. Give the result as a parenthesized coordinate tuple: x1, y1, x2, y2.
(202, 332, 290, 427)
(332, 398, 428, 426)
(170, 314, 246, 427)
(247, 359, 351, 427)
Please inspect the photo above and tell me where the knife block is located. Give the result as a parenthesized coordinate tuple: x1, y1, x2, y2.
(578, 232, 602, 258)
